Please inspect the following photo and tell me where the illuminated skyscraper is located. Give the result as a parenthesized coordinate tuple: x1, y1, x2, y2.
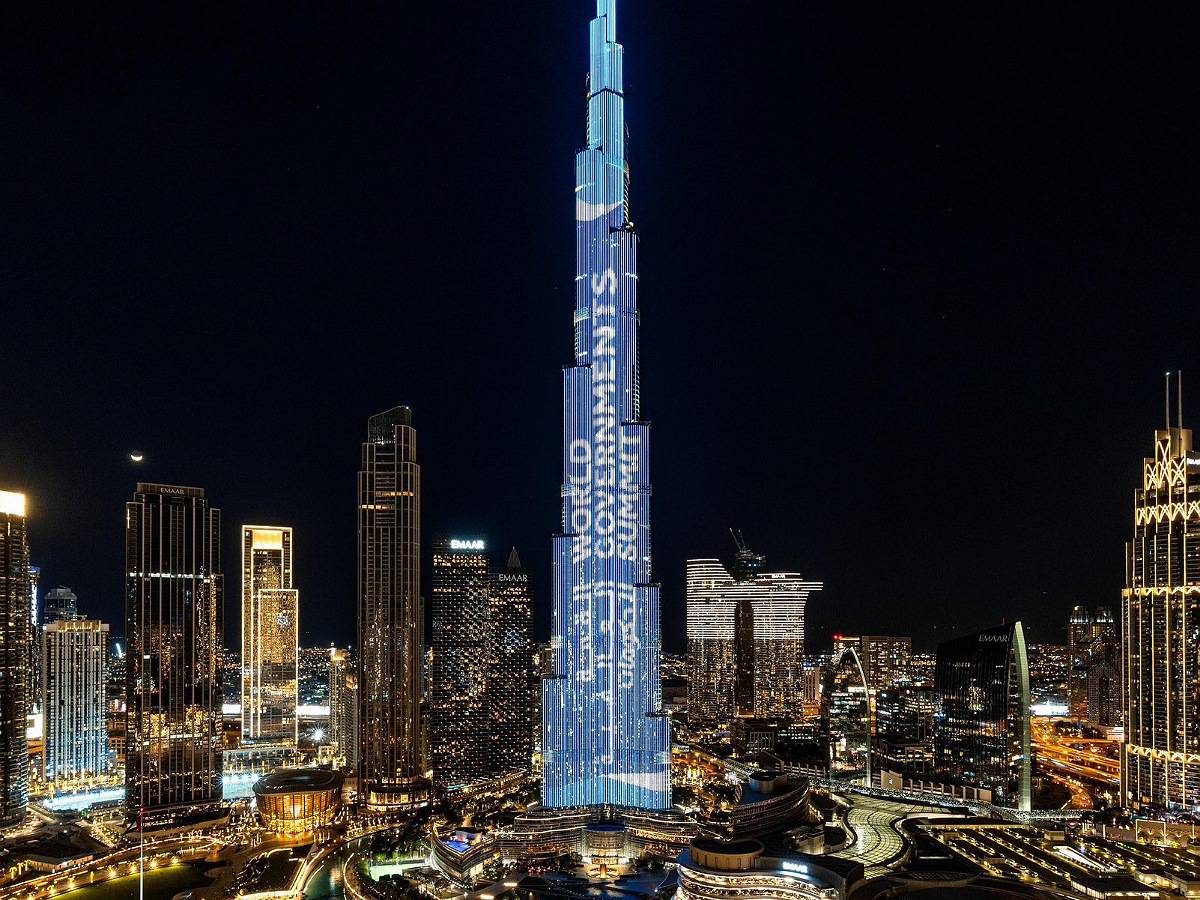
(240, 526, 298, 744)
(488, 548, 533, 776)
(42, 618, 110, 785)
(125, 483, 223, 827)
(357, 406, 424, 810)
(543, 0, 671, 810)
(0, 491, 30, 826)
(933, 622, 1031, 811)
(686, 558, 823, 723)
(27, 565, 40, 721)
(430, 538, 490, 787)
(1122, 411, 1200, 810)
(328, 647, 358, 770)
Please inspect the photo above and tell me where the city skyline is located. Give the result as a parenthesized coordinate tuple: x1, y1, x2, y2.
(2, 0, 1199, 893)
(6, 6, 1192, 657)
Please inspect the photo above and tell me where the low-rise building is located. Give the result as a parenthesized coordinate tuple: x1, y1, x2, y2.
(677, 837, 861, 900)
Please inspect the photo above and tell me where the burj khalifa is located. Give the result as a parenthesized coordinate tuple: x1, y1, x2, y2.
(542, 0, 671, 810)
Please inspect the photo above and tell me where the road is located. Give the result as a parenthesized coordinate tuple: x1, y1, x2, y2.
(1031, 719, 1119, 808)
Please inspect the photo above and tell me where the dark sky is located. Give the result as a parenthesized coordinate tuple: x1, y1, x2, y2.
(4, 4, 1198, 654)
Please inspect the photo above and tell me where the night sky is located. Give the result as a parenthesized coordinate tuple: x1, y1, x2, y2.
(5, 5, 1197, 653)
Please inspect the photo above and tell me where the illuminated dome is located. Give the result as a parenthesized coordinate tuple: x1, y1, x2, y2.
(253, 768, 343, 835)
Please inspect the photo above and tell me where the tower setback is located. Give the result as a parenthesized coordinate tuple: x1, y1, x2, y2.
(543, 0, 670, 809)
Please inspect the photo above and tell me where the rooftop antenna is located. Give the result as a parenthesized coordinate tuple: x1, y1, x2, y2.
(1178, 370, 1184, 430)
(1166, 371, 1172, 431)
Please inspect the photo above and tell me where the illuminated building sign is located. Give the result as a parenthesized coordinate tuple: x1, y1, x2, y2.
(542, 0, 670, 810)
(450, 539, 485, 551)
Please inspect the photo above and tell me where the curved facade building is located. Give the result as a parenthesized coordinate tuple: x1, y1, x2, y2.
(677, 838, 855, 900)
(254, 768, 343, 835)
(1123, 422, 1200, 810)
(686, 558, 823, 723)
(932, 622, 1031, 811)
(824, 648, 870, 784)
(543, 0, 670, 809)
(431, 830, 496, 886)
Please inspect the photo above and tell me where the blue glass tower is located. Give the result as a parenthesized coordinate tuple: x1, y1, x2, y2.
(542, 0, 671, 810)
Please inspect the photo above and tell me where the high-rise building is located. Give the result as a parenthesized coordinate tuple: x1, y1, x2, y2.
(328, 647, 358, 770)
(1066, 606, 1119, 728)
(0, 491, 30, 826)
(44, 587, 81, 623)
(42, 619, 110, 785)
(686, 558, 823, 723)
(824, 646, 870, 784)
(27, 565, 40, 721)
(543, 0, 671, 810)
(488, 548, 533, 776)
(357, 406, 424, 810)
(1067, 605, 1093, 720)
(686, 560, 736, 723)
(430, 538, 490, 788)
(1123, 412, 1200, 810)
(858, 636, 913, 692)
(240, 526, 298, 745)
(730, 532, 765, 717)
(932, 622, 1031, 811)
(874, 683, 936, 746)
(298, 646, 331, 707)
(124, 483, 223, 827)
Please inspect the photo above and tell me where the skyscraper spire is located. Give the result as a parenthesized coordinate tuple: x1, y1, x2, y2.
(543, 0, 670, 810)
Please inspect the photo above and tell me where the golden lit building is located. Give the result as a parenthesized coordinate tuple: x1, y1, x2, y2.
(1123, 407, 1200, 810)
(254, 767, 343, 835)
(241, 526, 298, 745)
(328, 647, 358, 769)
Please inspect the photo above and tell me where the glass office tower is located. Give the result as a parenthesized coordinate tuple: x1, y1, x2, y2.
(1123, 419, 1200, 810)
(543, 0, 671, 809)
(0, 491, 30, 826)
(241, 526, 298, 744)
(124, 483, 223, 827)
(932, 622, 1031, 811)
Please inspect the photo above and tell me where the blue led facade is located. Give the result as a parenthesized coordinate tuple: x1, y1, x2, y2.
(542, 0, 671, 810)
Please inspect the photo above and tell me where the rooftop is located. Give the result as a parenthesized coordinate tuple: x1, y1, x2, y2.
(254, 767, 343, 795)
